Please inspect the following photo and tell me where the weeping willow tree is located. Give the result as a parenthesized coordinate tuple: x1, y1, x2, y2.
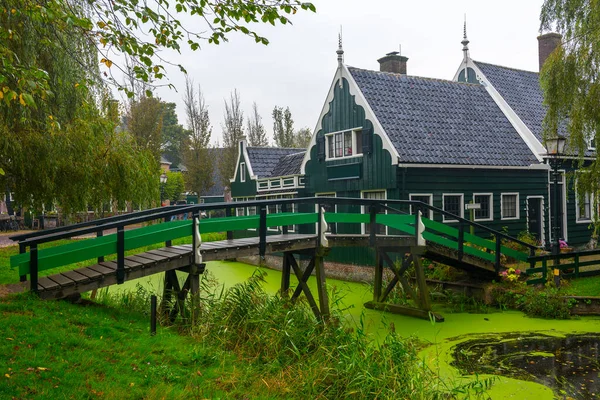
(540, 0, 600, 240)
(0, 1, 158, 214)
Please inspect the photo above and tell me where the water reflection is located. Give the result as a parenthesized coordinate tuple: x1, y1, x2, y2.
(452, 333, 600, 399)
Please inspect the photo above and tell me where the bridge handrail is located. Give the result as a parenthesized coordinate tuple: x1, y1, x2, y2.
(380, 202, 538, 252)
(9, 204, 188, 242)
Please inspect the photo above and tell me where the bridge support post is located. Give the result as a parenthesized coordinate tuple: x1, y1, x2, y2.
(364, 246, 442, 322)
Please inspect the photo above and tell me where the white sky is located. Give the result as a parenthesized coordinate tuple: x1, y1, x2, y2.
(122, 0, 547, 146)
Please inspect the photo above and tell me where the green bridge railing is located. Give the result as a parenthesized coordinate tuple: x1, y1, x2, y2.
(10, 197, 539, 293)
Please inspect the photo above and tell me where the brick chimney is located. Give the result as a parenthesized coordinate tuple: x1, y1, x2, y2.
(377, 51, 408, 74)
(537, 33, 562, 71)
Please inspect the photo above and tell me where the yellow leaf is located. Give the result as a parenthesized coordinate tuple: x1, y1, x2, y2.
(48, 115, 53, 120)
(100, 58, 113, 68)
(6, 337, 12, 341)
(37, 367, 48, 371)
(10, 9, 15, 14)
(19, 94, 26, 106)
(129, 382, 135, 387)
(2, 87, 8, 93)
(4, 374, 9, 378)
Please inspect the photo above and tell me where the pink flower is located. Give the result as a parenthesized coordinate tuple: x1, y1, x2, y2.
(515, 269, 521, 275)
(501, 271, 508, 276)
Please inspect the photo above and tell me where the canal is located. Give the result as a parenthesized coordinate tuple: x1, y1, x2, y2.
(108, 260, 600, 399)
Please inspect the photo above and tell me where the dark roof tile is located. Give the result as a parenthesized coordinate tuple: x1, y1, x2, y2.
(247, 147, 304, 178)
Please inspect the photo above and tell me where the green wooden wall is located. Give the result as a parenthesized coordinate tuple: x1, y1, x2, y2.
(304, 78, 396, 195)
(558, 160, 595, 246)
(230, 142, 256, 198)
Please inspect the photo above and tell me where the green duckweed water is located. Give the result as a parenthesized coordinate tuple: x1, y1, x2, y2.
(107, 260, 600, 399)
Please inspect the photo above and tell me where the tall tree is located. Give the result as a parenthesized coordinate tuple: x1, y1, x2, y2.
(126, 95, 164, 162)
(182, 78, 214, 197)
(0, 1, 315, 99)
(540, 0, 600, 232)
(295, 127, 312, 148)
(0, 1, 158, 214)
(247, 102, 268, 146)
(161, 102, 187, 167)
(273, 106, 296, 147)
(219, 90, 245, 187)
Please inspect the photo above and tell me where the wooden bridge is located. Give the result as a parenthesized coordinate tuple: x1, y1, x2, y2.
(10, 198, 541, 322)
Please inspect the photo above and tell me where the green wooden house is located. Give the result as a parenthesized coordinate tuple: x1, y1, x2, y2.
(230, 30, 595, 263)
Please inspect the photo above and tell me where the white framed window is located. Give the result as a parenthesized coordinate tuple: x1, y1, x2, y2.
(587, 133, 596, 151)
(409, 194, 433, 220)
(240, 162, 246, 183)
(501, 193, 520, 220)
(576, 191, 592, 223)
(361, 190, 387, 235)
(472, 193, 493, 222)
(316, 192, 336, 233)
(442, 194, 464, 223)
(325, 128, 363, 160)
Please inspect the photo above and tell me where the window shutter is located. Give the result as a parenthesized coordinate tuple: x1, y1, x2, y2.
(317, 135, 325, 161)
(362, 125, 373, 154)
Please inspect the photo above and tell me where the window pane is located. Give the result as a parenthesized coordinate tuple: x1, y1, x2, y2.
(344, 131, 352, 156)
(474, 195, 491, 219)
(328, 136, 333, 158)
(411, 195, 431, 218)
(335, 133, 343, 157)
(355, 130, 363, 154)
(363, 191, 386, 234)
(502, 195, 517, 218)
(443, 195, 461, 219)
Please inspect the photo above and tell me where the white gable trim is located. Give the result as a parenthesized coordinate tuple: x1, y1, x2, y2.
(455, 59, 545, 162)
(300, 64, 400, 174)
(230, 140, 256, 183)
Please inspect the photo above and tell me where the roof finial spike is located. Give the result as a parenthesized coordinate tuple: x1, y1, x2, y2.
(336, 25, 344, 66)
(461, 14, 470, 60)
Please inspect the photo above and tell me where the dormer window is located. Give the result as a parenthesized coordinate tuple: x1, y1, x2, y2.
(240, 162, 246, 182)
(325, 128, 363, 160)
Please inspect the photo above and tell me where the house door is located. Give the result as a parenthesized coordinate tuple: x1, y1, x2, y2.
(527, 198, 543, 241)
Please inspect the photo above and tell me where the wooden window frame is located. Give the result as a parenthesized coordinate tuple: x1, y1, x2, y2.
(324, 127, 364, 161)
(361, 190, 388, 235)
(240, 162, 246, 183)
(500, 193, 520, 221)
(442, 193, 464, 223)
(472, 193, 493, 222)
(409, 193, 433, 220)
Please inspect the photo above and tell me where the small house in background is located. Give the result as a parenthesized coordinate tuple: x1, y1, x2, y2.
(229, 27, 596, 266)
(165, 148, 227, 205)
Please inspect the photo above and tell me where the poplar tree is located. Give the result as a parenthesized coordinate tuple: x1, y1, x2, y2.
(247, 102, 268, 147)
(540, 0, 600, 234)
(219, 90, 245, 187)
(182, 78, 214, 198)
(273, 106, 296, 147)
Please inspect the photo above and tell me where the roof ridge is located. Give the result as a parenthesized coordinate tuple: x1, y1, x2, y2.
(473, 60, 539, 75)
(347, 65, 482, 87)
(282, 151, 306, 157)
(248, 146, 302, 150)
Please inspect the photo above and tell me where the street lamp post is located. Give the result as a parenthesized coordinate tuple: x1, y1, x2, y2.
(160, 172, 168, 205)
(546, 135, 566, 287)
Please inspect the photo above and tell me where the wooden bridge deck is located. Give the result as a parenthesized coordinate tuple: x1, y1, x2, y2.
(33, 234, 418, 299)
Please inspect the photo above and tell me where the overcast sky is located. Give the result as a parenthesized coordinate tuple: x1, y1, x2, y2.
(130, 0, 547, 146)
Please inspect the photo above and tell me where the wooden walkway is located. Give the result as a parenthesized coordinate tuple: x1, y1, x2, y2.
(32, 234, 420, 300)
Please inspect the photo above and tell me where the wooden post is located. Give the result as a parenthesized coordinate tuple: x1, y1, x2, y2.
(116, 225, 125, 284)
(259, 205, 267, 259)
(494, 234, 502, 273)
(19, 242, 26, 282)
(150, 295, 157, 336)
(97, 230, 105, 263)
(314, 252, 329, 321)
(369, 204, 377, 246)
(225, 207, 233, 240)
(412, 251, 431, 311)
(280, 252, 291, 296)
(373, 249, 383, 302)
(282, 203, 288, 235)
(457, 221, 464, 261)
(30, 244, 38, 294)
(164, 216, 172, 247)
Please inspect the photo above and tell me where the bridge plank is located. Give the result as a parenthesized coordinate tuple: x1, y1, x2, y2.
(126, 255, 155, 266)
(61, 270, 90, 284)
(135, 252, 167, 263)
(48, 273, 75, 287)
(99, 261, 118, 271)
(147, 249, 180, 259)
(88, 263, 116, 276)
(38, 276, 60, 291)
(74, 267, 103, 280)
(123, 258, 143, 270)
(158, 247, 190, 256)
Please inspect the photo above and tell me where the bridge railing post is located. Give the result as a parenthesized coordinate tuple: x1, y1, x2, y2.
(259, 205, 267, 259)
(19, 242, 27, 282)
(164, 216, 172, 247)
(30, 244, 38, 294)
(97, 230, 105, 263)
(225, 206, 233, 241)
(457, 221, 464, 261)
(369, 203, 378, 246)
(117, 225, 125, 284)
(282, 203, 288, 235)
(494, 233, 502, 273)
